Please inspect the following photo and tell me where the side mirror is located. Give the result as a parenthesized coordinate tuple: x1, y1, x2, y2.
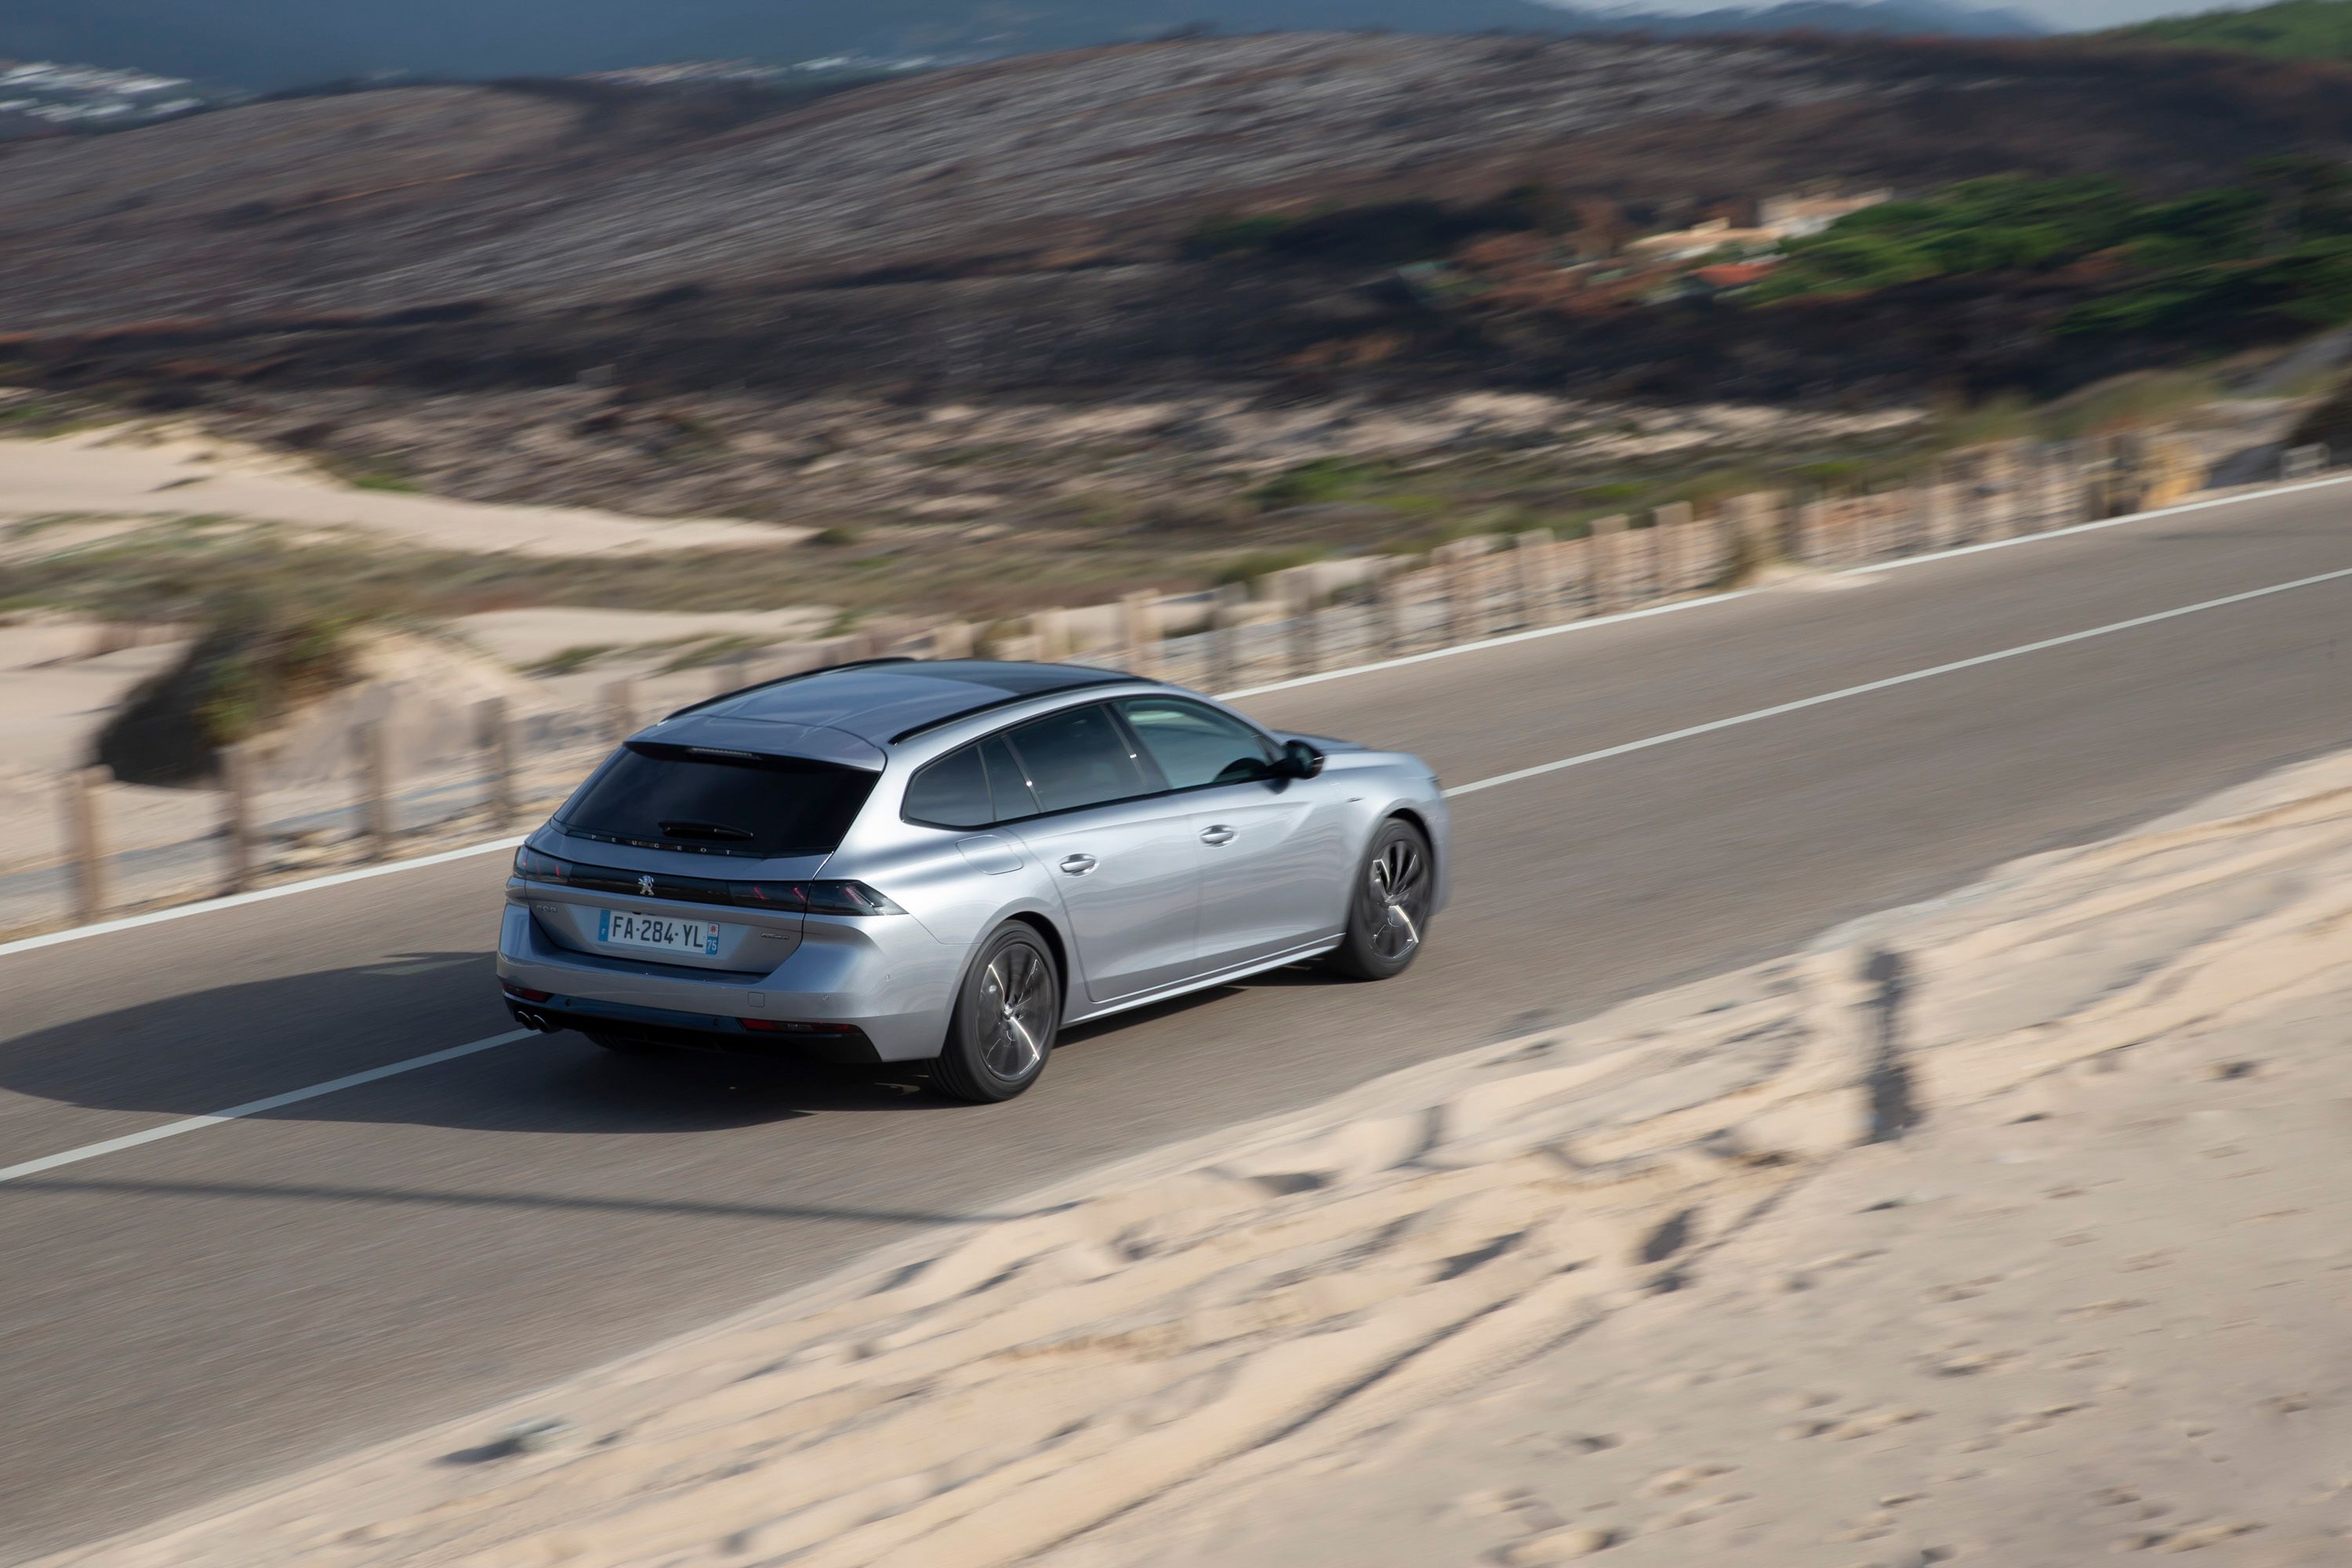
(1276, 739, 1325, 779)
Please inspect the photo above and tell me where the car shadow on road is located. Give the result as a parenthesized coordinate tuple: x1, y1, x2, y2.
(0, 950, 944, 1138)
(0, 953, 1365, 1139)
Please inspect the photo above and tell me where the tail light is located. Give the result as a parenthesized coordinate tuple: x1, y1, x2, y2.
(799, 881, 905, 916)
(727, 880, 905, 916)
(514, 845, 575, 884)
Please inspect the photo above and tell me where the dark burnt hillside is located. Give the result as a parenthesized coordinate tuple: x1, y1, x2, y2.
(6, 33, 2352, 406)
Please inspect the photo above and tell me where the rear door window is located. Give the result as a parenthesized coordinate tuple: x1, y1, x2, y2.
(1004, 704, 1154, 814)
(561, 742, 876, 856)
(980, 735, 1042, 821)
(1117, 697, 1275, 790)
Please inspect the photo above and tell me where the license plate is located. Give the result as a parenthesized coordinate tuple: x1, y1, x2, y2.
(597, 908, 725, 957)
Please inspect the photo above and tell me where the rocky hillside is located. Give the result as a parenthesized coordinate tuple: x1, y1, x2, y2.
(5, 33, 2351, 408)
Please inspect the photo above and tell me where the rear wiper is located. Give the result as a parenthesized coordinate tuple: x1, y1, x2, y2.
(659, 819, 755, 842)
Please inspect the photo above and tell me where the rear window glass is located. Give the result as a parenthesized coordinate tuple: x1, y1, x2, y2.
(560, 743, 876, 857)
(903, 744, 994, 829)
(1005, 704, 1151, 814)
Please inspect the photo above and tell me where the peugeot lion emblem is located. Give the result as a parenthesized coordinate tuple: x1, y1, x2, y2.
(637, 873, 655, 896)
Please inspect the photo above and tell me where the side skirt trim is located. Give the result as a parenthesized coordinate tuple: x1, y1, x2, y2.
(1065, 938, 1344, 1027)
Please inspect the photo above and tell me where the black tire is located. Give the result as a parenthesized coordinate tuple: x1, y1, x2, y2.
(586, 1031, 660, 1057)
(932, 923, 1061, 1103)
(1323, 818, 1436, 981)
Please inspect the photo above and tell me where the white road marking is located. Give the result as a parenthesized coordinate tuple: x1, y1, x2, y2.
(0, 1030, 532, 1185)
(0, 836, 524, 960)
(2, 471, 2347, 963)
(1443, 560, 2352, 798)
(1846, 473, 2352, 577)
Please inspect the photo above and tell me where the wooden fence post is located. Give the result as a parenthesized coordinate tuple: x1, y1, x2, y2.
(1985, 445, 2018, 539)
(1589, 514, 1628, 612)
(221, 740, 257, 894)
(64, 765, 107, 925)
(1724, 492, 1780, 575)
(1284, 575, 1319, 678)
(1514, 528, 1556, 626)
(603, 679, 637, 745)
(354, 717, 394, 862)
(1652, 503, 1693, 593)
(1437, 541, 1483, 644)
(477, 697, 514, 831)
(1209, 585, 1247, 691)
(1374, 561, 1409, 654)
(1033, 607, 1070, 662)
(931, 621, 976, 660)
(1120, 591, 1160, 677)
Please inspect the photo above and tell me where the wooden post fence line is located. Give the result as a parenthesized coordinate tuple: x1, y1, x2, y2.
(64, 765, 106, 925)
(221, 739, 258, 895)
(603, 679, 637, 745)
(356, 717, 394, 863)
(478, 697, 515, 832)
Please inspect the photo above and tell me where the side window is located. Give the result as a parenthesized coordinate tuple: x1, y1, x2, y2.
(902, 743, 993, 829)
(1118, 698, 1274, 790)
(1004, 704, 1152, 814)
(979, 736, 1040, 822)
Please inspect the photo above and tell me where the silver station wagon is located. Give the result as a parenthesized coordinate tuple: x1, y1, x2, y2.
(497, 659, 1449, 1101)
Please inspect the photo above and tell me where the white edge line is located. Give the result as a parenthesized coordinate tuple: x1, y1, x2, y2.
(0, 836, 524, 960)
(1843, 471, 2352, 577)
(7, 470, 2348, 961)
(0, 1030, 532, 1185)
(1442, 560, 2352, 798)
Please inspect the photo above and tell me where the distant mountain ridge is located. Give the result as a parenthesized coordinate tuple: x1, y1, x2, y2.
(1610, 0, 2045, 38)
(2, 0, 2043, 93)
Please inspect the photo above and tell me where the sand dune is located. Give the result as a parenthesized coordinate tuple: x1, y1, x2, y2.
(0, 428, 800, 557)
(38, 751, 2352, 1567)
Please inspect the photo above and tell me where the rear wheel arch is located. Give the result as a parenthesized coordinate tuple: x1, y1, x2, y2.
(1004, 909, 1072, 1014)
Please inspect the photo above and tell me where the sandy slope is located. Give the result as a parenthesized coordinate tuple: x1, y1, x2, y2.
(0, 429, 801, 557)
(36, 752, 2352, 1567)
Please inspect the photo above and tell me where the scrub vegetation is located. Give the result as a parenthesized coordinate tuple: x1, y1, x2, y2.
(1753, 163, 2352, 345)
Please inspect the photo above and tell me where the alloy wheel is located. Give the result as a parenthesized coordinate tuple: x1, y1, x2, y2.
(1363, 836, 1428, 962)
(978, 941, 1054, 1079)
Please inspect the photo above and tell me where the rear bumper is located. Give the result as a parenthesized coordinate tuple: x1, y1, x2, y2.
(504, 990, 884, 1064)
(495, 903, 959, 1062)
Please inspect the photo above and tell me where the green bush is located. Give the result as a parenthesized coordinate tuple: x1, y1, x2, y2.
(1253, 458, 1374, 511)
(1759, 163, 2352, 347)
(1214, 546, 1328, 586)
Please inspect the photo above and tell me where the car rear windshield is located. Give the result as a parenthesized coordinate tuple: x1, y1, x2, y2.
(558, 742, 877, 857)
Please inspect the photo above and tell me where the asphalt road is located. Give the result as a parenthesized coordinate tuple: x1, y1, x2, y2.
(5, 481, 2352, 1562)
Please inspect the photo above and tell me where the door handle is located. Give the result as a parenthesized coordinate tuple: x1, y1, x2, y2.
(1058, 854, 1098, 876)
(1198, 826, 1237, 846)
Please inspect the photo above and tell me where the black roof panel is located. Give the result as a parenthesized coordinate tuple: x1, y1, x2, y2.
(672, 660, 1135, 746)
